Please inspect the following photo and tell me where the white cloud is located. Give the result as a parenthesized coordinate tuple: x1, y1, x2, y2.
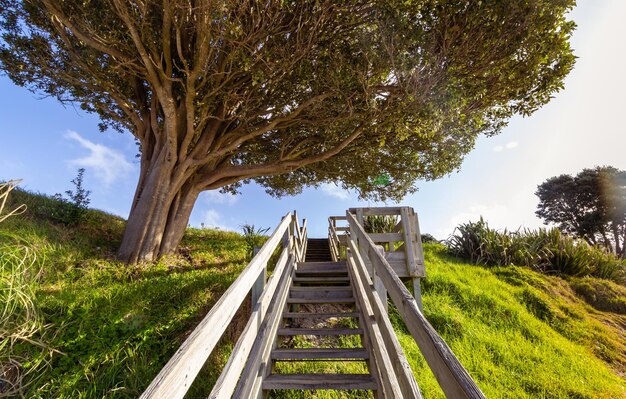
(320, 183, 350, 200)
(205, 190, 238, 205)
(437, 203, 512, 239)
(65, 130, 133, 186)
(493, 141, 519, 152)
(201, 209, 235, 231)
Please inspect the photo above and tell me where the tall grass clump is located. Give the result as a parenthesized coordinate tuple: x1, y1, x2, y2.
(240, 223, 270, 259)
(0, 181, 52, 397)
(448, 218, 626, 283)
(363, 215, 398, 233)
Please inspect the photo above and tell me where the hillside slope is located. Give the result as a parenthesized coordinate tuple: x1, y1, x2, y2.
(401, 244, 625, 398)
(1, 190, 624, 398)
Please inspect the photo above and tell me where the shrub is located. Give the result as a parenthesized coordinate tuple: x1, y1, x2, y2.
(421, 233, 438, 243)
(447, 218, 626, 283)
(240, 224, 270, 258)
(363, 215, 398, 233)
(50, 168, 92, 225)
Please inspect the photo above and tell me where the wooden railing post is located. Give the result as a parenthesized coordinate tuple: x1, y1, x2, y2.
(374, 245, 388, 313)
(251, 247, 265, 310)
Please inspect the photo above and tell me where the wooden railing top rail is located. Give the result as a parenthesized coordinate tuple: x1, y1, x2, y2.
(346, 211, 486, 399)
(141, 212, 296, 399)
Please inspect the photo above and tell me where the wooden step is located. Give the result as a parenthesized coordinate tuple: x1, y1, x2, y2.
(277, 327, 363, 336)
(271, 348, 369, 361)
(293, 276, 350, 283)
(295, 274, 349, 279)
(263, 374, 377, 390)
(286, 297, 355, 304)
(290, 286, 353, 292)
(289, 289, 353, 300)
(283, 312, 359, 319)
(296, 268, 348, 274)
(298, 261, 346, 268)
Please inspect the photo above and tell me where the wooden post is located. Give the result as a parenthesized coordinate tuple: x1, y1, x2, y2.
(374, 245, 388, 313)
(251, 246, 265, 310)
(355, 208, 373, 276)
(412, 278, 423, 312)
(410, 210, 425, 311)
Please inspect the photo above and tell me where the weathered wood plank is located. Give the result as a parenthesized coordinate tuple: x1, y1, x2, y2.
(283, 312, 359, 319)
(368, 232, 403, 242)
(289, 286, 353, 292)
(277, 327, 363, 336)
(286, 297, 355, 304)
(271, 348, 369, 360)
(263, 374, 376, 390)
(289, 289, 353, 299)
(292, 276, 350, 283)
(140, 213, 292, 399)
(400, 207, 418, 277)
(349, 207, 404, 216)
(411, 211, 426, 277)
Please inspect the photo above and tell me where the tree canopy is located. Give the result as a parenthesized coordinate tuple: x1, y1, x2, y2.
(536, 166, 626, 257)
(0, 0, 576, 262)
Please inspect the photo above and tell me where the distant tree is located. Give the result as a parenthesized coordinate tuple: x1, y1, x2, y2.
(1, 0, 576, 262)
(536, 166, 626, 257)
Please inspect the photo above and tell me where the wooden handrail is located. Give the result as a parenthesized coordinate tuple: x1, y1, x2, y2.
(141, 213, 296, 399)
(347, 242, 423, 398)
(346, 211, 486, 399)
(328, 216, 345, 262)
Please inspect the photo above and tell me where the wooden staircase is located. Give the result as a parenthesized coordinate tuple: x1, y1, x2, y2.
(304, 238, 334, 262)
(141, 208, 486, 399)
(263, 238, 378, 393)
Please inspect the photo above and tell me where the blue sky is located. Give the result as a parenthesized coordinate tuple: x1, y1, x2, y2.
(1, 0, 625, 239)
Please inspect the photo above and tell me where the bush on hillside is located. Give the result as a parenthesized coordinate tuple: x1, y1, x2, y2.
(363, 215, 399, 233)
(7, 169, 92, 226)
(421, 233, 438, 243)
(447, 218, 626, 283)
(240, 224, 270, 259)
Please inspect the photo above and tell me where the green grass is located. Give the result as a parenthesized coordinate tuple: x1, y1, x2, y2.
(400, 244, 626, 399)
(2, 189, 625, 398)
(1, 190, 251, 398)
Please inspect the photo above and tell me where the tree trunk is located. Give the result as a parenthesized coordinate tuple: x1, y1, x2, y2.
(611, 223, 621, 256)
(117, 150, 200, 264)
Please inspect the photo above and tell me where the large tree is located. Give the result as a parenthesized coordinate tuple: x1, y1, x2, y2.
(1, 0, 576, 263)
(536, 166, 626, 257)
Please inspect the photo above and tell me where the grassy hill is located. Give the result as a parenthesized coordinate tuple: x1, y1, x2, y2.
(1, 189, 625, 398)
